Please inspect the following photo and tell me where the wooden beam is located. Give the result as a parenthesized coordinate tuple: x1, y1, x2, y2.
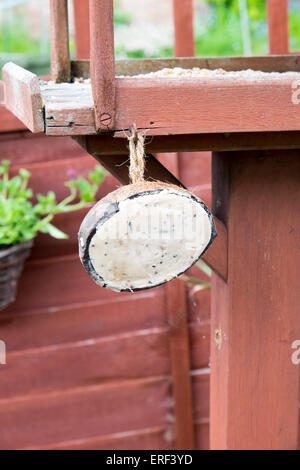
(77, 131, 300, 155)
(2, 63, 43, 133)
(70, 55, 300, 79)
(210, 150, 300, 449)
(166, 278, 195, 450)
(43, 73, 300, 136)
(74, 137, 228, 281)
(267, 0, 289, 54)
(89, 0, 115, 131)
(73, 0, 90, 59)
(49, 0, 71, 83)
(173, 0, 195, 57)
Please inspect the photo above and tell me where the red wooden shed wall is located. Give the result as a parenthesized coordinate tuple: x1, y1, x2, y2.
(0, 104, 211, 450)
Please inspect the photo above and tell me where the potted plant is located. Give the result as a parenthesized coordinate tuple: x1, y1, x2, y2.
(0, 160, 105, 310)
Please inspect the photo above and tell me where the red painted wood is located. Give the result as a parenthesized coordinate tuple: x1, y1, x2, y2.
(73, 0, 90, 59)
(30, 426, 173, 450)
(49, 0, 71, 82)
(3, 256, 129, 314)
(0, 378, 172, 449)
(70, 130, 300, 155)
(173, 0, 195, 57)
(0, 371, 209, 449)
(166, 279, 195, 449)
(89, 0, 115, 131)
(2, 331, 171, 399)
(1, 321, 210, 400)
(267, 0, 289, 54)
(0, 291, 166, 351)
(210, 150, 300, 449)
(0, 133, 86, 165)
(0, 104, 26, 133)
(2, 63, 44, 133)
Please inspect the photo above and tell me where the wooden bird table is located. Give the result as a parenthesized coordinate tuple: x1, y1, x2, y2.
(2, 0, 300, 450)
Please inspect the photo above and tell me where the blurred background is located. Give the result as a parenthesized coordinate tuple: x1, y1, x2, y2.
(1, 0, 300, 76)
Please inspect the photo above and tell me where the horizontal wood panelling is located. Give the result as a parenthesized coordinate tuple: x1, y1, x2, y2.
(0, 323, 209, 399)
(0, 377, 172, 450)
(31, 207, 90, 260)
(0, 291, 166, 351)
(11, 156, 119, 201)
(0, 132, 86, 166)
(0, 104, 26, 133)
(29, 421, 210, 450)
(1, 329, 170, 399)
(0, 372, 209, 450)
(3, 255, 139, 314)
(27, 426, 174, 450)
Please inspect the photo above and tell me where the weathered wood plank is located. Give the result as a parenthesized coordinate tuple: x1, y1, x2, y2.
(44, 74, 300, 136)
(2, 63, 43, 133)
(89, 0, 115, 131)
(0, 132, 85, 163)
(267, 0, 289, 54)
(49, 0, 71, 82)
(71, 55, 300, 78)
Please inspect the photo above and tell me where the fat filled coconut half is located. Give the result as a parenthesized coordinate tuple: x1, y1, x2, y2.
(79, 181, 216, 292)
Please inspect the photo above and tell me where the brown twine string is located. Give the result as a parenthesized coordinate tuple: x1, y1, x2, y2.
(128, 131, 145, 184)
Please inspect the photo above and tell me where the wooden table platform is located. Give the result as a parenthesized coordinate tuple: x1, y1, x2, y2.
(3, 56, 300, 137)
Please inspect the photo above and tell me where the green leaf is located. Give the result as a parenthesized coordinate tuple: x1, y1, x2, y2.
(19, 168, 30, 179)
(89, 166, 105, 185)
(40, 223, 68, 239)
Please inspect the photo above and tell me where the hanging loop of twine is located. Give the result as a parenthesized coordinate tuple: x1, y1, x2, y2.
(128, 126, 145, 184)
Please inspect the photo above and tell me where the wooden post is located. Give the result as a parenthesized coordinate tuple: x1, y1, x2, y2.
(166, 278, 195, 450)
(210, 150, 300, 449)
(73, 0, 90, 59)
(173, 0, 195, 57)
(49, 0, 71, 83)
(267, 0, 289, 54)
(89, 0, 115, 132)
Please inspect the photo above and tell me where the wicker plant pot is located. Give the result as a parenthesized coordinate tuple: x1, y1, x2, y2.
(0, 240, 33, 310)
